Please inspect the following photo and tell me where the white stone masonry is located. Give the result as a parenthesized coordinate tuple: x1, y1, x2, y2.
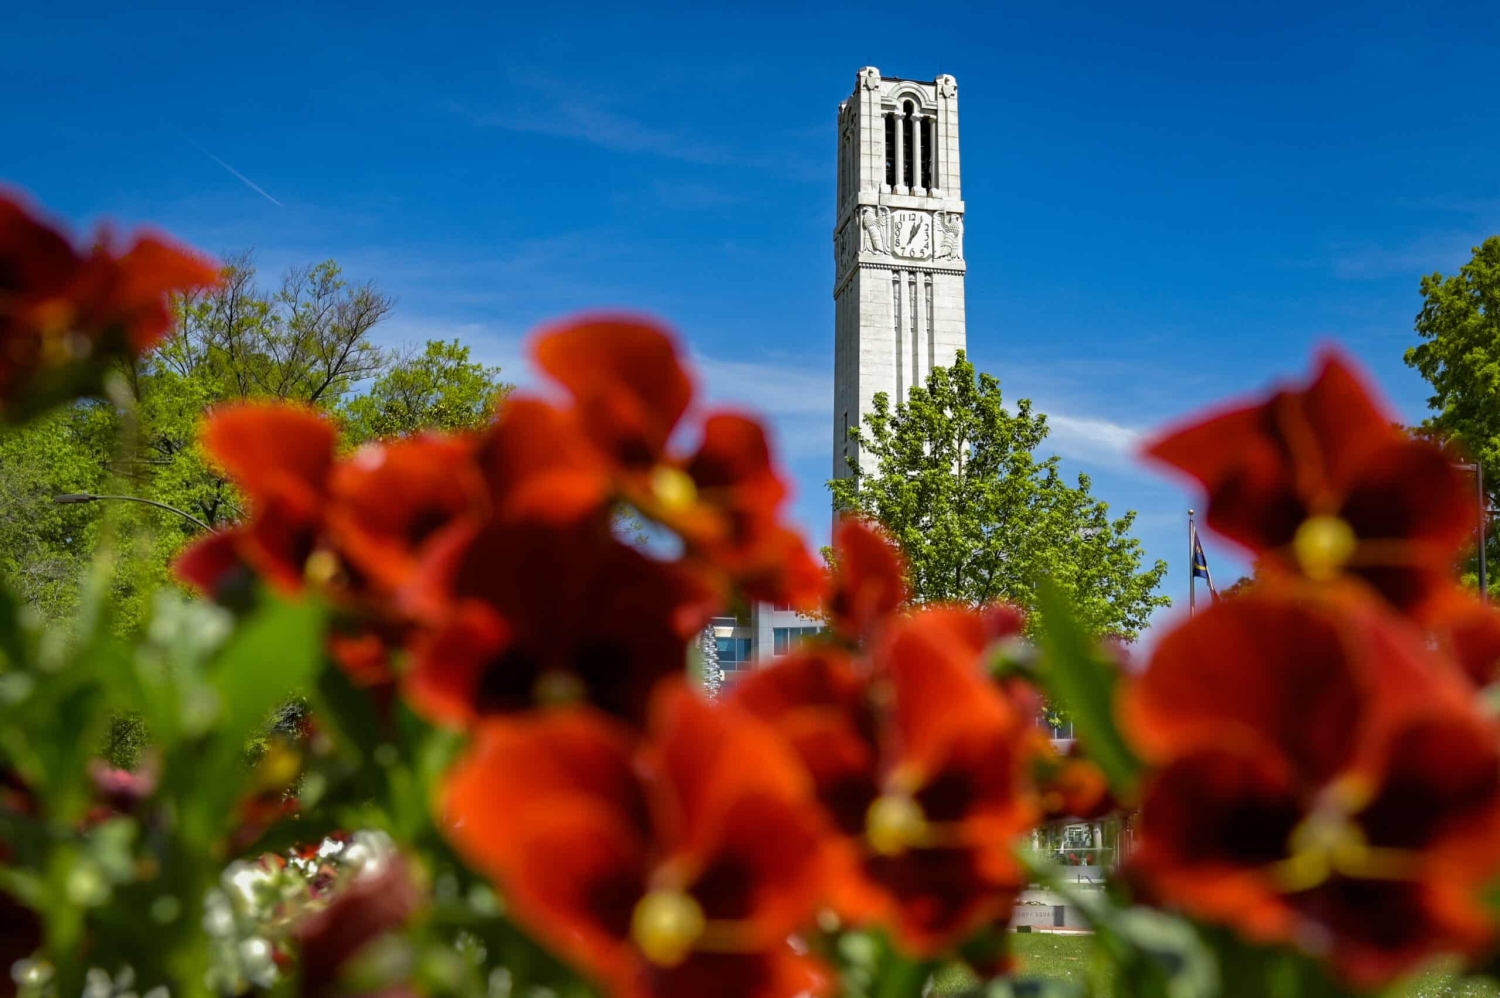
(833, 69, 967, 483)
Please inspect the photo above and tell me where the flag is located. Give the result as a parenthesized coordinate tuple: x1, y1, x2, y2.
(1191, 525, 1218, 600)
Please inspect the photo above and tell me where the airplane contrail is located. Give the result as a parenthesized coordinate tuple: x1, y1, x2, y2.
(194, 144, 284, 206)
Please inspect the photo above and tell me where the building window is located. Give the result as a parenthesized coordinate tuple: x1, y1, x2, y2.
(920, 117, 933, 190)
(716, 636, 753, 671)
(884, 114, 896, 187)
(902, 101, 915, 189)
(772, 626, 822, 657)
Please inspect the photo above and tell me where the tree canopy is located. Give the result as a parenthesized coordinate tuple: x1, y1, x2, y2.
(0, 253, 512, 624)
(829, 351, 1169, 640)
(342, 338, 512, 446)
(1404, 235, 1500, 594)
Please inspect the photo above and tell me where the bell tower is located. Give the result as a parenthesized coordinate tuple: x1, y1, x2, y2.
(833, 67, 967, 480)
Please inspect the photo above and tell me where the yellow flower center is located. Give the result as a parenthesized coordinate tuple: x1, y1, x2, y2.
(1293, 515, 1357, 581)
(532, 670, 586, 707)
(650, 465, 698, 513)
(304, 550, 342, 587)
(865, 794, 928, 857)
(630, 889, 705, 967)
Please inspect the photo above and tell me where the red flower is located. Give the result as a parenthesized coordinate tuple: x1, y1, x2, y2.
(1035, 750, 1114, 823)
(1143, 349, 1476, 618)
(442, 686, 830, 998)
(1427, 590, 1500, 687)
(1, 191, 218, 418)
(826, 518, 906, 641)
(1120, 592, 1500, 986)
(529, 315, 823, 609)
(176, 402, 338, 596)
(402, 519, 716, 728)
(732, 607, 1039, 956)
(295, 856, 423, 997)
(473, 396, 612, 526)
(325, 433, 489, 594)
(176, 404, 488, 605)
(533, 315, 693, 477)
(0, 890, 42, 998)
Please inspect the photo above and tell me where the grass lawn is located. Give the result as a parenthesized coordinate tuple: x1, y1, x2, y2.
(927, 934, 1500, 997)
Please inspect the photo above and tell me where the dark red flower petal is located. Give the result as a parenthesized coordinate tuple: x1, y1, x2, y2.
(173, 526, 252, 596)
(444, 710, 649, 873)
(827, 518, 906, 638)
(1129, 743, 1304, 942)
(74, 233, 220, 352)
(1429, 591, 1500, 686)
(0, 889, 42, 998)
(641, 950, 829, 998)
(477, 396, 612, 524)
(202, 402, 336, 511)
(533, 315, 693, 469)
(326, 434, 488, 592)
(1122, 595, 1370, 786)
(295, 857, 423, 996)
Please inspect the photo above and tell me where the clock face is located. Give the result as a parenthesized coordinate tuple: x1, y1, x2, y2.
(892, 211, 931, 259)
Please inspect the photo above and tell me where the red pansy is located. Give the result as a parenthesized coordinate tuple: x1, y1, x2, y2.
(176, 402, 338, 596)
(402, 520, 716, 728)
(1121, 592, 1500, 986)
(826, 517, 907, 641)
(1, 191, 218, 418)
(1426, 590, 1500, 687)
(442, 686, 830, 998)
(295, 856, 423, 997)
(325, 433, 489, 594)
(733, 607, 1039, 956)
(529, 316, 823, 609)
(1143, 349, 1476, 618)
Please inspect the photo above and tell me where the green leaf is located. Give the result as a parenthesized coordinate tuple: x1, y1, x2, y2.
(1035, 578, 1142, 795)
(964, 978, 1086, 998)
(189, 594, 325, 839)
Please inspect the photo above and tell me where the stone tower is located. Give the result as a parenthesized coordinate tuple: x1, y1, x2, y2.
(833, 67, 967, 480)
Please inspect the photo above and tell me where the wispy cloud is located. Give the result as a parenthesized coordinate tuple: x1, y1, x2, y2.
(1044, 412, 1146, 469)
(693, 353, 831, 461)
(456, 77, 735, 166)
(454, 73, 820, 180)
(1329, 230, 1494, 281)
(692, 351, 1153, 471)
(193, 144, 283, 206)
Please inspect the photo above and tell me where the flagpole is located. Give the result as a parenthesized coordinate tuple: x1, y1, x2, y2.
(1188, 509, 1196, 617)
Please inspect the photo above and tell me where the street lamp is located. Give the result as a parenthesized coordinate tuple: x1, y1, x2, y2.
(1457, 464, 1490, 603)
(52, 493, 212, 531)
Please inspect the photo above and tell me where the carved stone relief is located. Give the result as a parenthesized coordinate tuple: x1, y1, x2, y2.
(936, 74, 957, 99)
(858, 66, 882, 91)
(836, 217, 859, 272)
(934, 212, 964, 261)
(859, 206, 890, 255)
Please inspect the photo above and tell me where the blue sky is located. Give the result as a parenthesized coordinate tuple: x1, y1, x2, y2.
(5, 1, 1499, 635)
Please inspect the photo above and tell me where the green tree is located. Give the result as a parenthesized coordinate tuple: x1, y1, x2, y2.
(1403, 235, 1500, 594)
(0, 403, 115, 617)
(0, 253, 513, 626)
(341, 338, 512, 445)
(829, 351, 1169, 640)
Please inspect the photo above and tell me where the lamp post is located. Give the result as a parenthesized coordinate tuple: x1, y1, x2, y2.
(52, 493, 212, 532)
(1457, 463, 1489, 604)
